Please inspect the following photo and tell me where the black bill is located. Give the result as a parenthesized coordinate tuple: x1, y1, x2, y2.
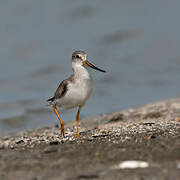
(84, 60, 106, 72)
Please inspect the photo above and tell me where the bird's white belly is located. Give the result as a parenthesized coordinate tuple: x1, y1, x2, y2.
(55, 78, 93, 109)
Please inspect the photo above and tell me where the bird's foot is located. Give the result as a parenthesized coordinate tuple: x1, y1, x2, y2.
(76, 132, 80, 138)
(61, 124, 65, 136)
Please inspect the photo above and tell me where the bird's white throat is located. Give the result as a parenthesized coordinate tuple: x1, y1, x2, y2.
(72, 62, 91, 80)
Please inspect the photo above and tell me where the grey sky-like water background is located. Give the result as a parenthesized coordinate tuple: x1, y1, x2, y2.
(0, 0, 180, 135)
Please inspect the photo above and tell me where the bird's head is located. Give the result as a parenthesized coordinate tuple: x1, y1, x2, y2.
(72, 50, 106, 73)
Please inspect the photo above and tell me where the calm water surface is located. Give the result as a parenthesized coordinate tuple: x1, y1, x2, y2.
(0, 0, 180, 135)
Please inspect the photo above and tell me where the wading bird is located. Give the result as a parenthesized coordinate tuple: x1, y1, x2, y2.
(47, 50, 106, 137)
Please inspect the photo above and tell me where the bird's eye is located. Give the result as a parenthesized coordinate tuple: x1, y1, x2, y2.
(76, 55, 80, 59)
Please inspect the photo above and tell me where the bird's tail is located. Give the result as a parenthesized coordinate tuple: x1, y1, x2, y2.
(47, 97, 55, 105)
(47, 97, 55, 102)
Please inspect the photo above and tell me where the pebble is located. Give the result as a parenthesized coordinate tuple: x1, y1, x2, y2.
(112, 160, 149, 169)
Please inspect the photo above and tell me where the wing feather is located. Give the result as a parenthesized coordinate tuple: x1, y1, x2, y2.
(47, 80, 68, 103)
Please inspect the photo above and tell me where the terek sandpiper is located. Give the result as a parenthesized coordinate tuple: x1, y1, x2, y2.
(47, 50, 106, 137)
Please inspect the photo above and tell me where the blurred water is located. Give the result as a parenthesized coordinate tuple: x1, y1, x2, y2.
(1, 0, 180, 135)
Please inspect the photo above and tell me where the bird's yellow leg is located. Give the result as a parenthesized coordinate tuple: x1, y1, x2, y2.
(52, 104, 65, 136)
(76, 108, 80, 138)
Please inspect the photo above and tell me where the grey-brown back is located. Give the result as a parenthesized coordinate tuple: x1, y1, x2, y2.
(47, 75, 74, 103)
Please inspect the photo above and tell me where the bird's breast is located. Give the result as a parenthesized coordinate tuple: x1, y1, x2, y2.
(56, 77, 93, 109)
(70, 78, 93, 101)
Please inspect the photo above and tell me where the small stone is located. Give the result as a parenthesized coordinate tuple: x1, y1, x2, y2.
(15, 139, 25, 144)
(111, 161, 149, 169)
(49, 141, 59, 145)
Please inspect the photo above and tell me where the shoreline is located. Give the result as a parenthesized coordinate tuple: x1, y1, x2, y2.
(0, 99, 180, 179)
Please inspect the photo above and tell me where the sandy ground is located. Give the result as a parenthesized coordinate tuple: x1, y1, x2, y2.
(0, 99, 180, 180)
